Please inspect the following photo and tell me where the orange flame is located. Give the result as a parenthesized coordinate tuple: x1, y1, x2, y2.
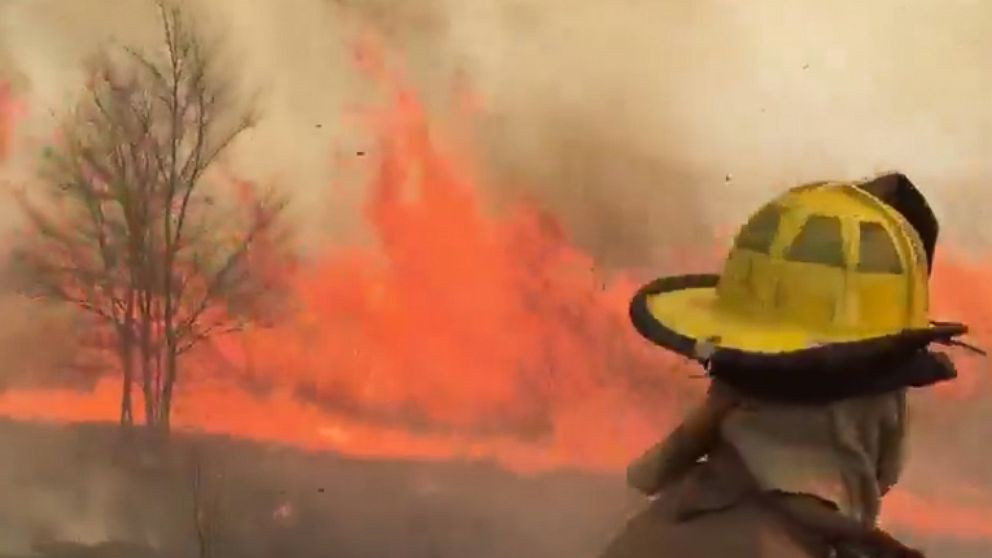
(0, 82, 26, 162)
(885, 490, 992, 541)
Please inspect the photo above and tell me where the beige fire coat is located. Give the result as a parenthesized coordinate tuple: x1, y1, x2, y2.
(600, 381, 908, 558)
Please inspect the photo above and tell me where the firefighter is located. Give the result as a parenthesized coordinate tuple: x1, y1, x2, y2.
(600, 173, 978, 558)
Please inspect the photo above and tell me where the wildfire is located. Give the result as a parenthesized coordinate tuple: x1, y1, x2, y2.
(0, 81, 26, 163)
(0, 65, 691, 469)
(0, 41, 991, 545)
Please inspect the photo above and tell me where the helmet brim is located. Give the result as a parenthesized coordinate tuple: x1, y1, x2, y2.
(630, 274, 964, 398)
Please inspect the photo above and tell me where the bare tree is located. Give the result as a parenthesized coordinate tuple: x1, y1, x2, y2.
(12, 0, 288, 431)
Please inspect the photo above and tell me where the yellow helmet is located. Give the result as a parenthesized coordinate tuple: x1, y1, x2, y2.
(630, 173, 967, 395)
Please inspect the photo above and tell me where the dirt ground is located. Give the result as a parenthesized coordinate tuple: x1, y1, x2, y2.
(0, 420, 985, 558)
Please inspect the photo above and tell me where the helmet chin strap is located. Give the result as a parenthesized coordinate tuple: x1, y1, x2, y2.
(689, 338, 720, 379)
(928, 320, 987, 356)
(936, 338, 987, 356)
(692, 337, 721, 361)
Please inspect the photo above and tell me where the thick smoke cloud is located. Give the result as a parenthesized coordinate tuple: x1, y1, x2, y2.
(3, 0, 990, 263)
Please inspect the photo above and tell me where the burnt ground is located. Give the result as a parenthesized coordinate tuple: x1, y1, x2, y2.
(0, 419, 986, 558)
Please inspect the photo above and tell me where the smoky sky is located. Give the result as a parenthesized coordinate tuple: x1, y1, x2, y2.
(1, 0, 990, 262)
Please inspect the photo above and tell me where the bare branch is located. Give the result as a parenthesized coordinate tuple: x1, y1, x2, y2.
(174, 198, 282, 344)
(178, 322, 243, 355)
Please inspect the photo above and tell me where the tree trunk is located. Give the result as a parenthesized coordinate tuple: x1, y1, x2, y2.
(140, 292, 158, 428)
(159, 340, 177, 432)
(117, 292, 137, 427)
(153, 294, 164, 414)
(118, 334, 134, 427)
(155, 335, 163, 412)
(159, 260, 177, 433)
